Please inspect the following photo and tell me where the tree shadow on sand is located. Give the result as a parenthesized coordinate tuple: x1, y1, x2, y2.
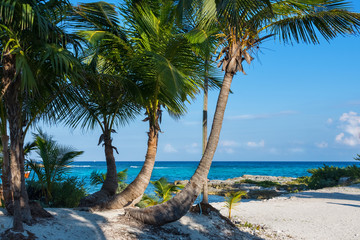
(0, 208, 108, 240)
(290, 191, 360, 202)
(120, 203, 265, 240)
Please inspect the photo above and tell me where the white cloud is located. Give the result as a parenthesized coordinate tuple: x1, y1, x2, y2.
(227, 111, 297, 120)
(164, 144, 177, 153)
(327, 118, 333, 125)
(335, 111, 360, 146)
(181, 120, 201, 126)
(289, 147, 304, 153)
(247, 140, 265, 148)
(269, 148, 279, 154)
(315, 142, 328, 148)
(185, 142, 201, 154)
(220, 140, 238, 147)
(224, 148, 235, 154)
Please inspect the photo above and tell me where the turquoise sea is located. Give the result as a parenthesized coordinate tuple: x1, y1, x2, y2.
(62, 161, 358, 202)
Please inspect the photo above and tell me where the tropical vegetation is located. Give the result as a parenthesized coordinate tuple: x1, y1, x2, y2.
(225, 191, 247, 219)
(0, 0, 359, 236)
(26, 131, 83, 204)
(137, 177, 184, 207)
(90, 169, 129, 193)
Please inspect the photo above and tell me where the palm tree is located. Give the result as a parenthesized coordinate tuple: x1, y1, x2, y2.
(67, 2, 141, 207)
(27, 131, 83, 203)
(102, 0, 204, 210)
(64, 68, 140, 207)
(0, 0, 80, 232)
(126, 0, 360, 225)
(225, 191, 247, 219)
(139, 177, 184, 207)
(72, 1, 204, 210)
(90, 169, 128, 193)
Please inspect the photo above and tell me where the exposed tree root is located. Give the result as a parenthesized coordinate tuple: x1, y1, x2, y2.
(78, 190, 112, 208)
(0, 229, 36, 240)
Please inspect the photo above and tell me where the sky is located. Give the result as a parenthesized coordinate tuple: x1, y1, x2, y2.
(30, 1, 360, 162)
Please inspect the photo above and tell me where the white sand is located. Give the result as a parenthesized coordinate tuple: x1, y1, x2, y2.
(213, 183, 360, 240)
(1, 184, 359, 239)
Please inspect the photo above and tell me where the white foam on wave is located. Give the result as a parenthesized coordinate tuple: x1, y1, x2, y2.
(154, 167, 170, 169)
(130, 166, 140, 168)
(72, 165, 92, 168)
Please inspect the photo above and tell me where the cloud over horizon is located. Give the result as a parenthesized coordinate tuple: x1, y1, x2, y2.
(335, 111, 360, 147)
(164, 143, 177, 153)
(247, 140, 265, 148)
(227, 111, 297, 121)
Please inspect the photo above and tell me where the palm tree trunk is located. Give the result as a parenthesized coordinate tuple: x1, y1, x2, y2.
(19, 135, 32, 224)
(1, 133, 12, 212)
(79, 131, 118, 207)
(126, 71, 234, 225)
(3, 53, 24, 231)
(201, 60, 209, 204)
(103, 125, 158, 209)
(101, 132, 118, 195)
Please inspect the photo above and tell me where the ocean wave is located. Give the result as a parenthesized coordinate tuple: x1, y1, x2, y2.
(130, 166, 140, 168)
(72, 165, 92, 168)
(154, 167, 170, 169)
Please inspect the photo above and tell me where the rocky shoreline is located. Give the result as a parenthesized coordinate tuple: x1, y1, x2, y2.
(175, 175, 308, 200)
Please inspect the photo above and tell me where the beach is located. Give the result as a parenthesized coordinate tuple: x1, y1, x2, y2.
(1, 183, 359, 240)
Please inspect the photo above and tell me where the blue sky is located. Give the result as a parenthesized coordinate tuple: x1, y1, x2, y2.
(31, 1, 360, 162)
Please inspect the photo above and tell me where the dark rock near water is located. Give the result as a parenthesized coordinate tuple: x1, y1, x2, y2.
(175, 175, 305, 200)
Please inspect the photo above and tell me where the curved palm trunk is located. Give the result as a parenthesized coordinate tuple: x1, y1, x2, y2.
(126, 72, 234, 225)
(101, 133, 118, 195)
(103, 126, 158, 209)
(79, 131, 118, 207)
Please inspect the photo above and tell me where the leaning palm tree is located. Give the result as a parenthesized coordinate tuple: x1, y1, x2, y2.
(69, 2, 141, 207)
(72, 1, 204, 209)
(102, 0, 204, 210)
(126, 0, 360, 225)
(0, 0, 80, 232)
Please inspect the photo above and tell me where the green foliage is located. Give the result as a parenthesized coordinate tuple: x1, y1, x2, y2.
(354, 154, 360, 161)
(26, 130, 83, 203)
(89, 169, 128, 193)
(306, 164, 360, 189)
(137, 194, 160, 208)
(137, 177, 184, 207)
(51, 177, 87, 208)
(225, 191, 247, 219)
(26, 177, 86, 208)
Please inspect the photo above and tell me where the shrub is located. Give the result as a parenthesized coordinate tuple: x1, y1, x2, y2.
(26, 130, 83, 203)
(89, 169, 128, 194)
(136, 177, 184, 207)
(306, 164, 360, 189)
(51, 177, 87, 207)
(26, 177, 86, 208)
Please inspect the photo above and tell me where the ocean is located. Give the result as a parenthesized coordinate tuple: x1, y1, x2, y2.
(66, 161, 359, 201)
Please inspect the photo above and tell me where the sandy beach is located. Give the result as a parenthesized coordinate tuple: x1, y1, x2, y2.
(1, 183, 360, 240)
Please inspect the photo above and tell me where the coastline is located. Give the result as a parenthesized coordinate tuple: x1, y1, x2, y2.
(1, 183, 359, 239)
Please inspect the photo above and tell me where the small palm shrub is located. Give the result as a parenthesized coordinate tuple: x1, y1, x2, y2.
(90, 169, 128, 193)
(225, 191, 247, 219)
(26, 130, 84, 204)
(137, 177, 184, 207)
